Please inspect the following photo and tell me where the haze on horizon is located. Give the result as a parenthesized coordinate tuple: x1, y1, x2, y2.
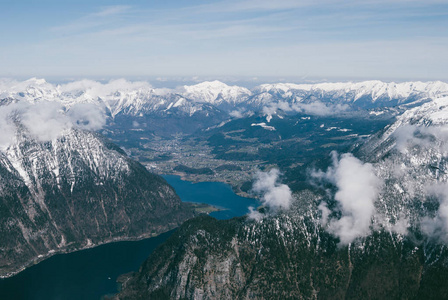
(1, 0, 447, 83)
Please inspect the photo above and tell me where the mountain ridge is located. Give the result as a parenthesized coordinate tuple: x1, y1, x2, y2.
(2, 79, 448, 119)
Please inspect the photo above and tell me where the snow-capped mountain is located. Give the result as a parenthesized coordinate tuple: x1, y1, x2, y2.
(2, 78, 448, 121)
(0, 123, 195, 278)
(255, 80, 448, 102)
(360, 96, 448, 159)
(353, 96, 448, 231)
(181, 80, 252, 106)
(0, 78, 251, 118)
(2, 78, 448, 140)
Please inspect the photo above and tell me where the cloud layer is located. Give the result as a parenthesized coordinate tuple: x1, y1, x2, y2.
(262, 100, 349, 118)
(313, 152, 382, 245)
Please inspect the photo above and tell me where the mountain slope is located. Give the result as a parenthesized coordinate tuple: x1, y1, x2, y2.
(355, 96, 448, 227)
(0, 127, 195, 277)
(113, 96, 448, 299)
(114, 197, 448, 300)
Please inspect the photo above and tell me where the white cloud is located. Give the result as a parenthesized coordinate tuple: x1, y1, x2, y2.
(229, 110, 244, 118)
(249, 169, 293, 220)
(291, 101, 349, 116)
(313, 152, 382, 245)
(387, 123, 448, 240)
(0, 101, 106, 148)
(21, 102, 72, 142)
(393, 124, 448, 155)
(0, 105, 19, 149)
(247, 206, 264, 221)
(93, 5, 132, 18)
(50, 5, 132, 34)
(58, 78, 153, 99)
(391, 214, 410, 235)
(67, 103, 106, 131)
(262, 100, 349, 118)
(318, 202, 331, 226)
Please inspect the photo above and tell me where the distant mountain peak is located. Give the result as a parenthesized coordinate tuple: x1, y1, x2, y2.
(2, 78, 448, 120)
(182, 80, 252, 104)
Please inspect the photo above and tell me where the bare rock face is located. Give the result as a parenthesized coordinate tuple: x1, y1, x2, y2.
(0, 128, 195, 277)
(114, 210, 448, 300)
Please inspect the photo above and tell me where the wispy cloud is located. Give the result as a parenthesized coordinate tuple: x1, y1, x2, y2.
(1, 0, 447, 79)
(50, 5, 132, 34)
(93, 5, 131, 17)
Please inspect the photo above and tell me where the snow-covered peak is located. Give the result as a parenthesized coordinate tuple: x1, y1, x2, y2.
(0, 77, 57, 101)
(2, 78, 448, 119)
(182, 80, 252, 105)
(255, 80, 448, 103)
(359, 96, 448, 162)
(397, 96, 448, 126)
(58, 79, 154, 97)
(186, 80, 230, 90)
(24, 77, 48, 86)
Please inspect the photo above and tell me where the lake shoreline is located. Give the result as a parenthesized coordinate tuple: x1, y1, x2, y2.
(0, 176, 258, 300)
(0, 224, 180, 279)
(0, 201, 222, 279)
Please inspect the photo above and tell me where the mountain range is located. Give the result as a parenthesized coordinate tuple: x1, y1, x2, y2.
(2, 78, 448, 120)
(3, 78, 448, 298)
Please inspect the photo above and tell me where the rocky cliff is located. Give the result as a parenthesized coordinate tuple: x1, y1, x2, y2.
(114, 199, 448, 300)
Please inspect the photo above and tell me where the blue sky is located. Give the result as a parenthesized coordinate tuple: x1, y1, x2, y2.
(1, 0, 447, 83)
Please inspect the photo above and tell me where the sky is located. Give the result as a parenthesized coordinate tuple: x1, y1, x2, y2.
(0, 0, 447, 83)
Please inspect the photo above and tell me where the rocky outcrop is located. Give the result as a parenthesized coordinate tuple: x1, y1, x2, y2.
(114, 205, 448, 300)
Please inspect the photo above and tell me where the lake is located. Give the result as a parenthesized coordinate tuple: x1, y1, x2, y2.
(163, 175, 259, 220)
(0, 176, 259, 300)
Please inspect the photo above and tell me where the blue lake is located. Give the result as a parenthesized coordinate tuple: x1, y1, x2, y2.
(163, 175, 259, 220)
(0, 176, 258, 300)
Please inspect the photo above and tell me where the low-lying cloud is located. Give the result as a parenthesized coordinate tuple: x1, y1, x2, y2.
(249, 168, 293, 220)
(421, 184, 448, 242)
(229, 109, 247, 118)
(0, 101, 106, 149)
(312, 152, 382, 245)
(67, 103, 107, 130)
(58, 78, 154, 98)
(262, 100, 349, 118)
(394, 124, 448, 155)
(292, 101, 349, 116)
(381, 122, 448, 242)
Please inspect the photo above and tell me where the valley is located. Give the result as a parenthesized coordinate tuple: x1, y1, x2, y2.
(105, 112, 393, 196)
(1, 78, 448, 299)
